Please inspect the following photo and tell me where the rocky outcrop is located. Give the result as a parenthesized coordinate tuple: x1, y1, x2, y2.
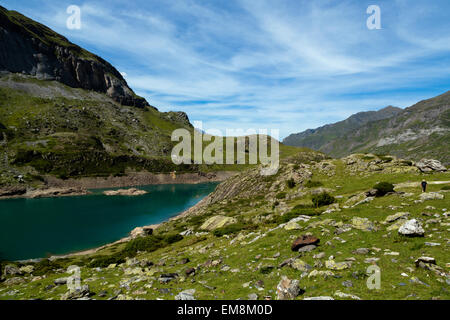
(103, 188, 148, 196)
(0, 6, 150, 109)
(416, 159, 447, 172)
(200, 215, 237, 231)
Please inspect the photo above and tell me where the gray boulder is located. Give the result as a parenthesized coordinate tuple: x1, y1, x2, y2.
(416, 159, 447, 172)
(175, 289, 196, 300)
(398, 219, 425, 237)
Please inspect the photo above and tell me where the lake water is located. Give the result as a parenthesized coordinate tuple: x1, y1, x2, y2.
(0, 183, 218, 261)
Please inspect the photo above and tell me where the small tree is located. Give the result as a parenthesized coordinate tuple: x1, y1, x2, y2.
(373, 182, 394, 197)
(311, 192, 336, 207)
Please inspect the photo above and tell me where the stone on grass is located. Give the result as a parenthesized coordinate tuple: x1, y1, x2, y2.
(334, 291, 361, 300)
(291, 259, 312, 272)
(175, 289, 196, 300)
(385, 212, 410, 223)
(298, 245, 317, 253)
(325, 260, 350, 270)
(276, 276, 301, 300)
(351, 217, 375, 231)
(284, 221, 301, 230)
(420, 193, 444, 201)
(398, 219, 425, 237)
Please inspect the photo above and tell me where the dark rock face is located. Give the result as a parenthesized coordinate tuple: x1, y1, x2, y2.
(0, 6, 149, 109)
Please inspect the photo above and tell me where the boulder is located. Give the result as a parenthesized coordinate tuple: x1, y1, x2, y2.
(284, 221, 301, 230)
(414, 256, 436, 267)
(298, 245, 317, 253)
(291, 259, 312, 272)
(61, 284, 91, 300)
(54, 277, 68, 285)
(398, 219, 425, 237)
(352, 217, 375, 231)
(334, 291, 361, 300)
(291, 235, 320, 251)
(385, 212, 410, 223)
(200, 215, 237, 231)
(276, 276, 301, 300)
(175, 289, 196, 300)
(4, 264, 22, 276)
(416, 159, 447, 172)
(325, 260, 351, 270)
(308, 270, 334, 278)
(420, 192, 444, 201)
(19, 265, 35, 274)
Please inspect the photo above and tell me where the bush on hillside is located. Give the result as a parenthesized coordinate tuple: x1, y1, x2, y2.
(373, 182, 395, 197)
(276, 192, 287, 199)
(305, 180, 323, 188)
(286, 178, 296, 189)
(311, 192, 336, 207)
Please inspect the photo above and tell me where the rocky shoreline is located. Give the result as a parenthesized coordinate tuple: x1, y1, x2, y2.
(0, 171, 236, 200)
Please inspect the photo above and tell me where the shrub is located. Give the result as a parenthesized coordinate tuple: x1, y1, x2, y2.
(373, 182, 395, 197)
(286, 178, 296, 189)
(260, 266, 274, 274)
(311, 192, 335, 207)
(89, 253, 127, 268)
(441, 185, 450, 191)
(305, 180, 323, 188)
(163, 233, 184, 244)
(275, 192, 287, 199)
(213, 223, 256, 237)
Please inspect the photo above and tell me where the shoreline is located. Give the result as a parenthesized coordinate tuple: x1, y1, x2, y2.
(9, 171, 233, 262)
(0, 171, 236, 200)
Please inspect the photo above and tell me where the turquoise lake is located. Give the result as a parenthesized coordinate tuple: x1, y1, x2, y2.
(0, 183, 218, 261)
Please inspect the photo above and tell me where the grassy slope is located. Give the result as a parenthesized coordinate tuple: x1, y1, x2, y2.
(0, 74, 307, 187)
(1, 154, 448, 300)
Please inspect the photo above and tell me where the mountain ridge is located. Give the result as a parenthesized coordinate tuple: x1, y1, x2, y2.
(0, 5, 150, 109)
(283, 92, 450, 164)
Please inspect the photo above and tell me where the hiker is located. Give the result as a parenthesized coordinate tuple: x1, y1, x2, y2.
(421, 180, 427, 193)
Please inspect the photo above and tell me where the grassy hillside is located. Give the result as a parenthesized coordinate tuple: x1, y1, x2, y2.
(1, 153, 448, 300)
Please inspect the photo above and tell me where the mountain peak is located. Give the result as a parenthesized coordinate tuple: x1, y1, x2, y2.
(0, 5, 151, 109)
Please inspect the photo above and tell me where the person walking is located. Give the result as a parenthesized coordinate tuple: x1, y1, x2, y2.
(421, 180, 427, 193)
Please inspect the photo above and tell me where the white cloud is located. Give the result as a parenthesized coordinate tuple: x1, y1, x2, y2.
(2, 0, 449, 138)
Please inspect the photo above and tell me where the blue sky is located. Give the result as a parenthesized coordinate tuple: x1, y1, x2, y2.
(1, 0, 450, 138)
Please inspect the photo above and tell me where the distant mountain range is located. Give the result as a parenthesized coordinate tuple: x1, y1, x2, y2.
(283, 92, 450, 165)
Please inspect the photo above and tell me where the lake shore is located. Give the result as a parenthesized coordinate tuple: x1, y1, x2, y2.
(0, 171, 236, 200)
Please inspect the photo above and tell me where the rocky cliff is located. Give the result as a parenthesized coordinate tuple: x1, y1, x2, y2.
(0, 5, 149, 108)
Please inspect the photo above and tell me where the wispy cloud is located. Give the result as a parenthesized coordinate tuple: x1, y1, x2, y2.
(2, 0, 449, 138)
